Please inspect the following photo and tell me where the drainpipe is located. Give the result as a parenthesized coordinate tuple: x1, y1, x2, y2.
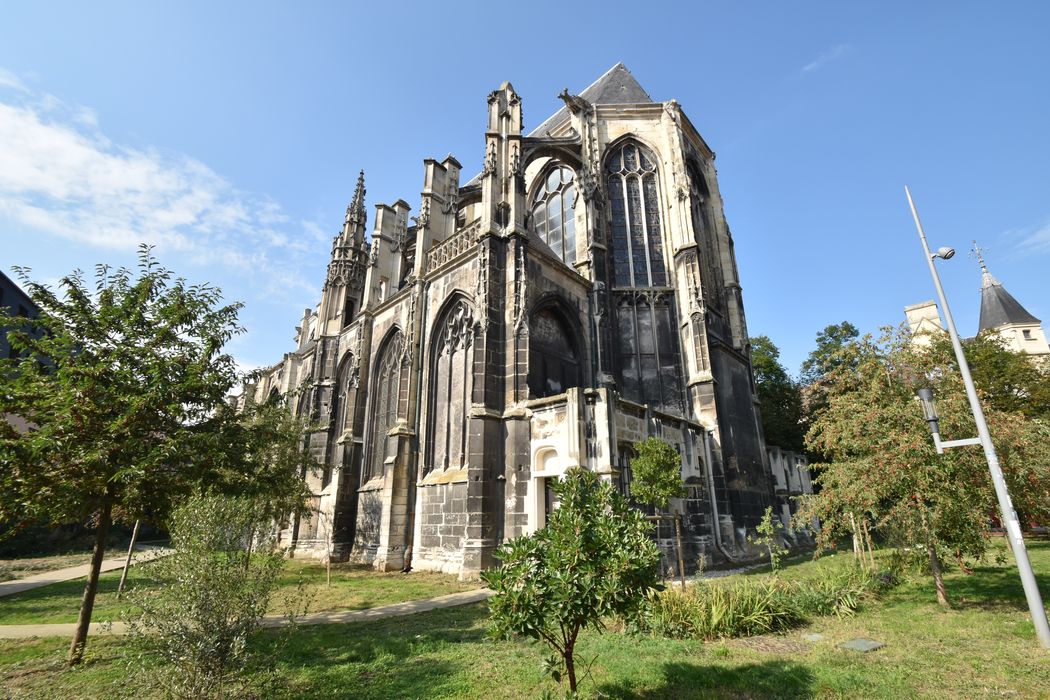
(402, 277, 432, 572)
(703, 428, 741, 563)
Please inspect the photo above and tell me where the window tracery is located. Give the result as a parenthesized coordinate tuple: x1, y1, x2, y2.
(364, 331, 405, 483)
(531, 164, 577, 265)
(606, 143, 666, 288)
(426, 300, 474, 473)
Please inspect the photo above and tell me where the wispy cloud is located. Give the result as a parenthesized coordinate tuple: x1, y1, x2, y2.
(0, 67, 27, 92)
(1008, 218, 1050, 256)
(0, 68, 320, 296)
(801, 44, 851, 74)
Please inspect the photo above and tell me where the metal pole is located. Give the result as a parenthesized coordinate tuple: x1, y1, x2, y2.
(905, 186, 1050, 648)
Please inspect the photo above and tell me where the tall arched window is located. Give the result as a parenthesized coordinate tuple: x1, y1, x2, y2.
(606, 143, 666, 288)
(531, 164, 577, 265)
(528, 306, 581, 399)
(364, 331, 404, 483)
(605, 141, 682, 409)
(427, 300, 474, 473)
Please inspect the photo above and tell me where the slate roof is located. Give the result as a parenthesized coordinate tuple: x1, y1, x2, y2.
(527, 62, 653, 137)
(978, 265, 1040, 332)
(464, 64, 653, 188)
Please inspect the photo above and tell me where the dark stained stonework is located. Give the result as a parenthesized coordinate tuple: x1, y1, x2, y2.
(241, 65, 814, 579)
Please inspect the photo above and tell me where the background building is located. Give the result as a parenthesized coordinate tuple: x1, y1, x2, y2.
(906, 245, 1049, 359)
(248, 65, 806, 578)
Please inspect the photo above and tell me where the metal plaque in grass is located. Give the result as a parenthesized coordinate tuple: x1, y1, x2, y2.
(838, 638, 885, 652)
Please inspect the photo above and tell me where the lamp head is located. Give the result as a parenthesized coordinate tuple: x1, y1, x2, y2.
(933, 246, 955, 260)
(916, 387, 940, 434)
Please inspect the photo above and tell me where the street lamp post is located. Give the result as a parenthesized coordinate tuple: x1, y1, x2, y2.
(905, 186, 1050, 649)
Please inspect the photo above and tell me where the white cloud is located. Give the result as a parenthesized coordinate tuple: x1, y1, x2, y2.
(801, 44, 851, 74)
(0, 67, 27, 92)
(0, 70, 320, 296)
(1013, 219, 1050, 255)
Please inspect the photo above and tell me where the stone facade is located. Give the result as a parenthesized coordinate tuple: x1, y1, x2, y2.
(245, 64, 803, 578)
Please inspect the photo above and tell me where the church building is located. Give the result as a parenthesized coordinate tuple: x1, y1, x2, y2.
(247, 64, 799, 578)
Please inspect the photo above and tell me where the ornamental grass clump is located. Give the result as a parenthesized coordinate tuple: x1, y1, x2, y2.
(645, 566, 887, 640)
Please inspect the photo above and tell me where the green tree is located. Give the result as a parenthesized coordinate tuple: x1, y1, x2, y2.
(750, 335, 805, 452)
(800, 327, 1050, 608)
(748, 505, 787, 573)
(800, 321, 860, 385)
(0, 250, 308, 664)
(481, 468, 661, 696)
(932, 332, 1050, 422)
(629, 437, 686, 509)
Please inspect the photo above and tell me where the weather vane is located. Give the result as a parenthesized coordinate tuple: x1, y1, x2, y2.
(969, 240, 989, 272)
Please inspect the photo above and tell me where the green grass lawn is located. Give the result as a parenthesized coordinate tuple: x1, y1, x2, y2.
(2, 541, 1048, 698)
(0, 560, 477, 625)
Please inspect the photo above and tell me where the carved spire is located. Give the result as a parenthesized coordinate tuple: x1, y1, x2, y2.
(347, 170, 367, 230)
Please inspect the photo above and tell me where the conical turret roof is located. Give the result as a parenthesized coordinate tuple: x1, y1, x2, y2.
(976, 246, 1040, 332)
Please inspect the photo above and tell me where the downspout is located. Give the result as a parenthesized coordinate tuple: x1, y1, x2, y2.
(402, 277, 431, 572)
(703, 428, 741, 563)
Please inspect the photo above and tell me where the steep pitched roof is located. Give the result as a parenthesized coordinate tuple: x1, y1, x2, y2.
(528, 63, 653, 137)
(978, 262, 1040, 332)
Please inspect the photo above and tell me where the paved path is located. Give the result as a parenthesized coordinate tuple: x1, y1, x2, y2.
(0, 588, 494, 639)
(0, 545, 172, 598)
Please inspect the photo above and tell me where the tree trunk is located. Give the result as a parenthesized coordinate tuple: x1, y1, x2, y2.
(68, 498, 113, 665)
(116, 518, 140, 599)
(564, 643, 577, 694)
(928, 542, 951, 609)
(849, 513, 861, 560)
(674, 514, 687, 588)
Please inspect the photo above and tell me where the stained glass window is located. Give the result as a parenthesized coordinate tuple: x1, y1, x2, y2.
(528, 308, 580, 399)
(531, 164, 577, 265)
(606, 143, 666, 288)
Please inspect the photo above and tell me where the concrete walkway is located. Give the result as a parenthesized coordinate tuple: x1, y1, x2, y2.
(0, 545, 172, 598)
(0, 588, 494, 639)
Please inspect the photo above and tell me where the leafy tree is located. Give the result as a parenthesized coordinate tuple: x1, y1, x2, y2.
(629, 437, 686, 509)
(481, 468, 661, 696)
(0, 250, 308, 664)
(122, 494, 298, 699)
(748, 505, 787, 573)
(750, 335, 805, 452)
(799, 326, 1050, 608)
(800, 321, 860, 386)
(933, 332, 1050, 422)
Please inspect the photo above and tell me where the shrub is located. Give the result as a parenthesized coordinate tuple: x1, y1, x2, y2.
(482, 468, 661, 696)
(122, 495, 292, 699)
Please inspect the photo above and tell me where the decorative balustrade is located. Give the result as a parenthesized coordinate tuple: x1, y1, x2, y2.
(425, 221, 480, 272)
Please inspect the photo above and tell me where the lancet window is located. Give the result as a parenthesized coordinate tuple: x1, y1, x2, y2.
(427, 300, 474, 473)
(605, 141, 682, 409)
(364, 331, 405, 483)
(614, 293, 682, 407)
(606, 143, 667, 288)
(531, 164, 577, 265)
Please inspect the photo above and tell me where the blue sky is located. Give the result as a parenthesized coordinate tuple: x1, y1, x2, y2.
(2, 1, 1048, 376)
